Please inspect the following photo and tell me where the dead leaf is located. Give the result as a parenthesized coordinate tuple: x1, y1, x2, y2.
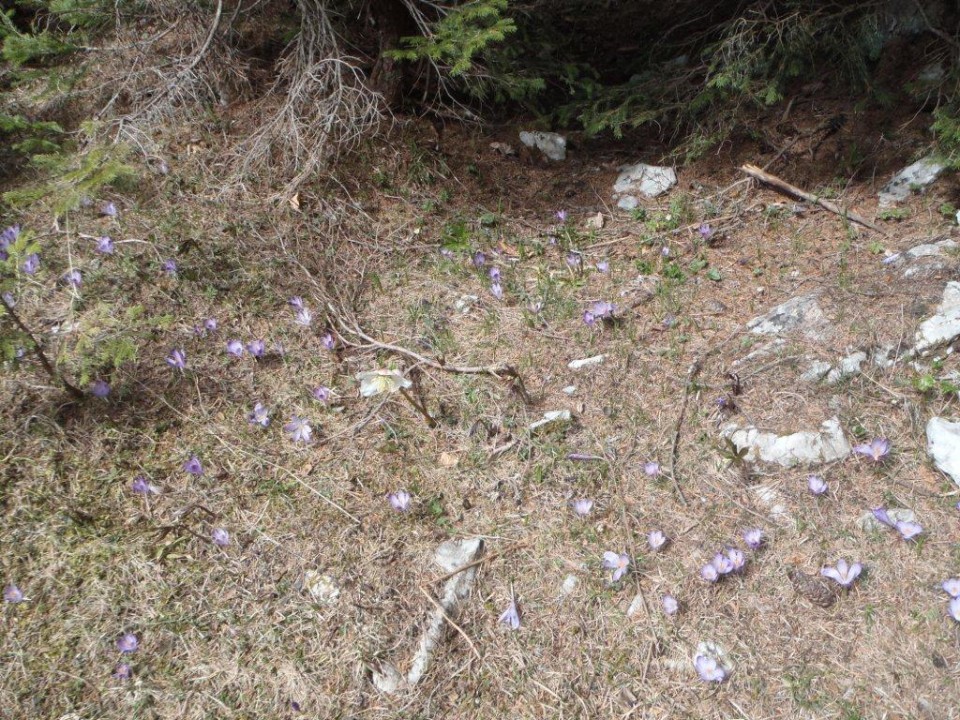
(585, 212, 604, 230)
(439, 452, 459, 468)
(289, 193, 301, 211)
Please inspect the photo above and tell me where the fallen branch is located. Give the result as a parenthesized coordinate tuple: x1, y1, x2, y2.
(330, 307, 532, 403)
(740, 164, 887, 235)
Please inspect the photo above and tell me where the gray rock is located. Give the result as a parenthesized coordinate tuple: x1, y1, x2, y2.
(519, 131, 566, 161)
(801, 361, 833, 383)
(561, 574, 579, 595)
(722, 417, 851, 467)
(747, 293, 829, 339)
(860, 507, 917, 533)
(914, 282, 960, 354)
(887, 239, 958, 279)
(879, 157, 945, 206)
(927, 416, 960, 487)
(613, 164, 677, 198)
(732, 339, 786, 367)
(617, 195, 640, 211)
(826, 351, 867, 385)
(872, 345, 896, 368)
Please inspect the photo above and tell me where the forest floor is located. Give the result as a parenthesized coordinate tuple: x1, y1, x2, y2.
(3, 92, 960, 719)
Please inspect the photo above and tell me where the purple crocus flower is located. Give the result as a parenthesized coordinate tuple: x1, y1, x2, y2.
(853, 438, 891, 462)
(112, 663, 132, 680)
(942, 578, 960, 598)
(566, 252, 582, 270)
(807, 475, 828, 495)
(183, 455, 203, 475)
(662, 594, 679, 615)
(95, 236, 115, 254)
(246, 339, 265, 358)
(871, 507, 893, 527)
(131, 476, 159, 495)
(248, 402, 271, 428)
(743, 528, 764, 550)
(894, 520, 923, 540)
(648, 530, 668, 552)
(489, 267, 501, 282)
(2, 291, 15, 307)
(321, 333, 336, 351)
(3, 584, 24, 603)
(571, 498, 593, 517)
(725, 547, 746, 572)
(0, 223, 20, 246)
(116, 633, 138, 653)
(698, 223, 714, 241)
(22, 253, 39, 275)
(700, 564, 720, 583)
(62, 269, 82, 287)
(289, 296, 304, 310)
(90, 380, 110, 398)
(203, 318, 218, 332)
(226, 340, 244, 357)
(387, 490, 411, 512)
(556, 210, 567, 223)
(644, 461, 661, 477)
(295, 307, 313, 326)
(100, 201, 118, 217)
(596, 260, 609, 273)
(211, 528, 231, 547)
(439, 248, 454, 258)
(950, 597, 960, 623)
(602, 551, 630, 582)
(499, 598, 521, 629)
(162, 259, 177, 276)
(490, 282, 504, 299)
(710, 552, 734, 575)
(166, 348, 186, 370)
(661, 246, 671, 257)
(284, 416, 313, 443)
(694, 654, 727, 683)
(312, 386, 332, 403)
(471, 251, 486, 268)
(528, 301, 544, 314)
(820, 558, 863, 588)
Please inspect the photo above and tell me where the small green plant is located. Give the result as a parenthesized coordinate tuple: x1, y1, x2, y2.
(878, 207, 910, 222)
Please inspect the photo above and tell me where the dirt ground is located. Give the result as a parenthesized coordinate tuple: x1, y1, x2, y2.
(3, 92, 960, 719)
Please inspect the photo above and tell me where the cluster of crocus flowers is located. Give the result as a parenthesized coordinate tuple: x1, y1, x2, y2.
(166, 348, 186, 370)
(583, 301, 616, 327)
(700, 547, 746, 582)
(602, 551, 630, 582)
(871, 507, 923, 541)
(0, 223, 20, 260)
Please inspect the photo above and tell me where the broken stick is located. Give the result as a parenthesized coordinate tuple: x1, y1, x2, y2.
(740, 163, 887, 236)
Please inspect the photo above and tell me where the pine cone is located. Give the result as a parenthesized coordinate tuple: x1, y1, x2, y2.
(787, 568, 839, 608)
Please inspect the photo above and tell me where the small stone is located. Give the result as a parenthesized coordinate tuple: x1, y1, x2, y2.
(927, 417, 960, 487)
(454, 295, 479, 313)
(613, 164, 677, 198)
(722, 417, 851, 467)
(519, 131, 566, 161)
(787, 568, 839, 608)
(627, 594, 645, 618)
(747, 293, 828, 339)
(915, 282, 960, 355)
(585, 212, 604, 230)
(879, 157, 945, 206)
(562, 385, 577, 395)
(826, 351, 867, 385)
(562, 574, 578, 595)
(489, 142, 516, 156)
(529, 410, 572, 432)
(801, 361, 833, 383)
(617, 195, 639, 211)
(568, 354, 606, 370)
